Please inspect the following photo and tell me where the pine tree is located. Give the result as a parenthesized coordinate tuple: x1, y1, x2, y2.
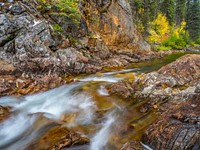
(130, 0, 160, 36)
(186, 0, 200, 40)
(175, 0, 186, 26)
(160, 0, 175, 25)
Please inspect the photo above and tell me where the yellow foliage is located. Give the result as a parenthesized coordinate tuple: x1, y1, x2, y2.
(148, 13, 170, 43)
(173, 21, 186, 36)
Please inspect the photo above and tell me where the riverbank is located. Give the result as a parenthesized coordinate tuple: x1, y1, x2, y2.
(109, 54, 200, 149)
(0, 50, 187, 97)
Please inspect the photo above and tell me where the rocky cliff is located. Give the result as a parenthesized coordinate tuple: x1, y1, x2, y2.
(81, 0, 151, 51)
(0, 0, 157, 96)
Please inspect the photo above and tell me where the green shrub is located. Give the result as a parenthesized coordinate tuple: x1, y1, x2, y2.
(53, 24, 62, 32)
(195, 37, 200, 45)
(36, 0, 80, 25)
(155, 46, 172, 51)
(55, 0, 80, 25)
(161, 34, 188, 50)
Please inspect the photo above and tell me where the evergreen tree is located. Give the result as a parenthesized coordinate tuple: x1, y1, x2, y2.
(186, 0, 200, 40)
(130, 0, 159, 36)
(143, 0, 158, 35)
(175, 0, 186, 26)
(160, 0, 175, 24)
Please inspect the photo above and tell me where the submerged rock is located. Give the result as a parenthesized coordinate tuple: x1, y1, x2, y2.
(26, 126, 89, 150)
(0, 105, 10, 122)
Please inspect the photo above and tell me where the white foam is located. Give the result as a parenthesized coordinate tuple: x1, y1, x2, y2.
(90, 111, 116, 150)
(97, 85, 109, 96)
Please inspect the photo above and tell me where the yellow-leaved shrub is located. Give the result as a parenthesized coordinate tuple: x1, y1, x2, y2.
(148, 13, 170, 43)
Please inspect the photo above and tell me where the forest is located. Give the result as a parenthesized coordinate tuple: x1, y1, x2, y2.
(130, 0, 200, 50)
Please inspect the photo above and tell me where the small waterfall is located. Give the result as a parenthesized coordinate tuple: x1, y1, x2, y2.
(103, 68, 140, 75)
(78, 76, 123, 83)
(90, 111, 116, 150)
(141, 142, 153, 150)
(0, 83, 96, 149)
(97, 85, 109, 96)
(0, 113, 36, 148)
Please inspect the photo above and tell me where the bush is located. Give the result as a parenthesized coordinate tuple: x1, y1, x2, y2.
(55, 0, 80, 25)
(195, 37, 200, 45)
(159, 21, 190, 50)
(36, 0, 80, 25)
(162, 34, 187, 49)
(53, 24, 62, 32)
(148, 13, 170, 43)
(155, 46, 172, 51)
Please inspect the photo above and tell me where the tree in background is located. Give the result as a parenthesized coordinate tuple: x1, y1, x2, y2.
(186, 0, 200, 40)
(130, 0, 160, 35)
(130, 0, 200, 49)
(160, 0, 175, 25)
(175, 0, 186, 26)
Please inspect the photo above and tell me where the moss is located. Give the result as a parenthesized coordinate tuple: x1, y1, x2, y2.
(155, 45, 172, 51)
(52, 24, 62, 32)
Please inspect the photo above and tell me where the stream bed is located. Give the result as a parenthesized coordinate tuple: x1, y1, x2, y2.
(0, 52, 188, 150)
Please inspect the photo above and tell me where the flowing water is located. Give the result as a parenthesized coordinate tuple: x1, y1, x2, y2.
(0, 52, 188, 150)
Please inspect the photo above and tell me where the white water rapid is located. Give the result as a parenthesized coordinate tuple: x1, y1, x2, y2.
(0, 68, 152, 150)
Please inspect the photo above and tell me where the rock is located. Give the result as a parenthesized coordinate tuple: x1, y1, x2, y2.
(0, 75, 16, 96)
(59, 39, 70, 49)
(0, 60, 16, 74)
(82, 0, 151, 51)
(142, 94, 200, 150)
(0, 105, 10, 122)
(108, 54, 200, 149)
(0, 1, 89, 75)
(0, 73, 68, 97)
(108, 81, 134, 99)
(120, 141, 144, 150)
(9, 2, 26, 15)
(185, 46, 200, 52)
(26, 126, 89, 150)
(195, 84, 200, 93)
(158, 54, 200, 85)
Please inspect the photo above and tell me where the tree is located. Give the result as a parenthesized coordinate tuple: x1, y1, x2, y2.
(130, 0, 159, 35)
(160, 0, 175, 25)
(175, 0, 186, 26)
(186, 0, 200, 40)
(148, 13, 171, 43)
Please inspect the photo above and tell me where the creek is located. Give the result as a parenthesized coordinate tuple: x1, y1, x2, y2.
(0, 52, 187, 150)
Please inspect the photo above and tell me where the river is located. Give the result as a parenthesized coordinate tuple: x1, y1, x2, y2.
(0, 52, 188, 150)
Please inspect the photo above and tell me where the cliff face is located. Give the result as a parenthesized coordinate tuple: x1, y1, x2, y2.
(81, 0, 150, 51)
(0, 0, 155, 79)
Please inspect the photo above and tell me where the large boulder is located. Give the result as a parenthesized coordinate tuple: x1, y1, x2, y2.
(27, 126, 89, 150)
(158, 54, 200, 85)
